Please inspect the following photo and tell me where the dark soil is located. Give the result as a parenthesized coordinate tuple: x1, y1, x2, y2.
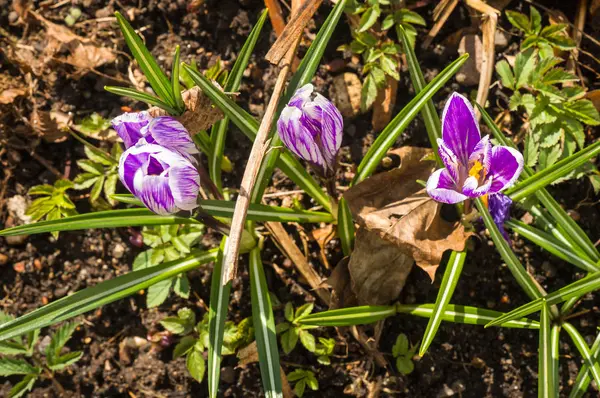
(1, 0, 599, 397)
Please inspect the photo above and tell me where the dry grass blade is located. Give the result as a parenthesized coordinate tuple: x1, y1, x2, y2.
(422, 0, 459, 49)
(265, 0, 322, 65)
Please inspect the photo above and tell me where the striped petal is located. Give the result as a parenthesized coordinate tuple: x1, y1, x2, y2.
(169, 163, 200, 211)
(488, 193, 513, 241)
(146, 116, 199, 161)
(112, 111, 150, 149)
(488, 146, 524, 193)
(437, 138, 461, 183)
(313, 93, 343, 171)
(441, 93, 481, 164)
(277, 106, 325, 171)
(462, 175, 492, 198)
(427, 168, 468, 204)
(138, 175, 177, 215)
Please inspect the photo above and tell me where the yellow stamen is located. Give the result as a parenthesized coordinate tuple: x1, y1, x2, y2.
(469, 160, 484, 179)
(481, 193, 488, 208)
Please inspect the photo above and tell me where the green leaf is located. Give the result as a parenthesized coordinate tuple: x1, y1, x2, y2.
(83, 144, 114, 166)
(563, 322, 600, 390)
(542, 68, 578, 85)
(73, 173, 99, 190)
(294, 380, 306, 397)
(284, 302, 294, 323)
(28, 184, 54, 196)
(160, 311, 195, 335)
(538, 301, 556, 398)
(506, 10, 531, 33)
(396, 356, 414, 375)
(514, 48, 537, 88)
(394, 9, 426, 26)
(296, 305, 397, 327)
(104, 173, 118, 205)
(186, 349, 206, 383)
(76, 113, 112, 137)
(46, 321, 79, 365)
(506, 141, 600, 201)
(354, 53, 468, 183)
(392, 333, 409, 357)
(294, 303, 314, 321)
(495, 59, 515, 90)
(562, 100, 600, 125)
(249, 247, 283, 398)
(486, 272, 600, 328)
(207, 238, 231, 398)
(361, 73, 378, 112)
(396, 303, 540, 329)
(8, 374, 37, 398)
(358, 5, 380, 32)
(337, 197, 355, 256)
(0, 358, 38, 376)
(90, 175, 105, 203)
(281, 327, 299, 354)
(48, 351, 83, 371)
(146, 278, 173, 308)
(569, 331, 600, 397)
(174, 336, 197, 359)
(174, 274, 190, 299)
(171, 45, 184, 112)
(530, 6, 542, 34)
(104, 86, 179, 114)
(476, 198, 543, 301)
(419, 251, 467, 356)
(114, 12, 177, 109)
(299, 330, 316, 353)
(545, 33, 576, 50)
(0, 249, 218, 341)
(380, 55, 399, 80)
(0, 341, 28, 356)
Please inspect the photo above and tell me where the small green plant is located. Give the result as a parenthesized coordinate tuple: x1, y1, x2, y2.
(505, 6, 575, 59)
(25, 180, 77, 238)
(133, 224, 205, 307)
(73, 143, 122, 209)
(277, 303, 335, 365)
(0, 315, 82, 398)
(64, 7, 82, 27)
(392, 333, 418, 375)
(287, 369, 319, 397)
(160, 309, 253, 383)
(495, 48, 600, 187)
(339, 0, 425, 111)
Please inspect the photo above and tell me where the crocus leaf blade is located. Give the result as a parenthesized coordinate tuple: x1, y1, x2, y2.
(538, 301, 556, 398)
(563, 323, 600, 391)
(296, 305, 397, 327)
(104, 86, 179, 115)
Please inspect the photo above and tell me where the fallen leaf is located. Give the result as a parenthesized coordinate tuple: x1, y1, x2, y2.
(326, 257, 358, 309)
(331, 72, 362, 118)
(372, 76, 398, 132)
(31, 109, 70, 143)
(148, 86, 223, 134)
(64, 41, 117, 70)
(344, 146, 472, 283)
(586, 90, 600, 112)
(0, 88, 27, 104)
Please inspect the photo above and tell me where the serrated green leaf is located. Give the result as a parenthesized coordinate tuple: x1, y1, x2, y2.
(48, 351, 83, 371)
(514, 48, 537, 88)
(76, 113, 112, 137)
(90, 175, 105, 203)
(299, 330, 316, 352)
(380, 55, 399, 80)
(9, 374, 37, 398)
(84, 145, 114, 166)
(174, 274, 190, 299)
(358, 5, 380, 32)
(146, 278, 173, 308)
(0, 358, 38, 376)
(186, 349, 206, 383)
(563, 100, 600, 125)
(73, 173, 99, 190)
(294, 303, 314, 321)
(174, 336, 197, 359)
(361, 73, 378, 112)
(530, 6, 542, 34)
(495, 59, 515, 90)
(46, 321, 78, 365)
(28, 185, 54, 196)
(77, 159, 104, 175)
(0, 341, 28, 356)
(281, 327, 299, 354)
(506, 10, 531, 33)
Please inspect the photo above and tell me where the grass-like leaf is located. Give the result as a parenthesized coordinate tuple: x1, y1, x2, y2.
(569, 331, 600, 397)
(506, 141, 600, 201)
(506, 220, 600, 273)
(104, 86, 179, 114)
(207, 239, 232, 398)
(0, 250, 218, 341)
(538, 301, 556, 398)
(486, 271, 600, 328)
(296, 305, 397, 327)
(210, 10, 268, 191)
(419, 251, 467, 356)
(249, 247, 282, 397)
(563, 322, 600, 391)
(114, 12, 177, 109)
(337, 198, 355, 256)
(354, 53, 468, 184)
(171, 45, 185, 111)
(476, 198, 544, 301)
(396, 303, 540, 329)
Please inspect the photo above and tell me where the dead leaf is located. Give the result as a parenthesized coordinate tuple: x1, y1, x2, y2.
(31, 109, 70, 143)
(0, 88, 27, 104)
(331, 73, 362, 118)
(348, 228, 414, 305)
(344, 146, 472, 283)
(148, 86, 223, 134)
(326, 257, 358, 309)
(372, 76, 398, 132)
(586, 90, 600, 112)
(64, 41, 117, 70)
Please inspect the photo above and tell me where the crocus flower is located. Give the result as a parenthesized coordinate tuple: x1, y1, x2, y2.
(426, 93, 524, 204)
(119, 143, 200, 215)
(277, 84, 343, 178)
(112, 113, 199, 161)
(488, 193, 513, 241)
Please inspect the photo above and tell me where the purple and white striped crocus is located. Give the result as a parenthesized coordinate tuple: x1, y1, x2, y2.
(112, 112, 199, 162)
(426, 93, 523, 235)
(277, 84, 343, 178)
(118, 143, 200, 215)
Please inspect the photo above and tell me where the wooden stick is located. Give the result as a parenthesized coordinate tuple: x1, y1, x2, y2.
(422, 0, 459, 49)
(221, 34, 306, 286)
(264, 0, 287, 35)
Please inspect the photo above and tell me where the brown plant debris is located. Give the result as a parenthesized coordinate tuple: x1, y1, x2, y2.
(344, 147, 472, 285)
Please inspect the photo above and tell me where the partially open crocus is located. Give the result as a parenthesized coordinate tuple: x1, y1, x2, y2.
(119, 144, 200, 215)
(277, 84, 343, 178)
(112, 113, 198, 161)
(426, 93, 524, 204)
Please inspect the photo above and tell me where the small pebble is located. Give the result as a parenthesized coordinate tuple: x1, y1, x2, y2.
(437, 384, 455, 397)
(112, 243, 125, 259)
(13, 261, 25, 273)
(0, 253, 8, 265)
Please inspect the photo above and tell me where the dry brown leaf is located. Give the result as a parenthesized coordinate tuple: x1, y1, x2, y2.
(348, 228, 414, 305)
(331, 73, 362, 118)
(31, 109, 70, 143)
(0, 88, 27, 104)
(372, 76, 398, 132)
(586, 90, 600, 112)
(344, 146, 472, 282)
(327, 257, 358, 309)
(64, 41, 117, 70)
(148, 86, 223, 134)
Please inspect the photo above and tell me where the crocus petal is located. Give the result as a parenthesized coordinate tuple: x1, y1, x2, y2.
(487, 146, 524, 193)
(169, 164, 200, 211)
(277, 106, 325, 170)
(468, 135, 492, 171)
(313, 93, 343, 170)
(441, 93, 481, 164)
(436, 138, 461, 183)
(146, 116, 199, 161)
(462, 175, 492, 198)
(488, 193, 513, 241)
(288, 83, 314, 108)
(426, 168, 468, 204)
(138, 175, 177, 215)
(112, 112, 151, 149)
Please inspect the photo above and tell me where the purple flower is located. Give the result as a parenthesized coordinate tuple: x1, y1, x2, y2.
(488, 193, 513, 241)
(277, 84, 343, 178)
(112, 113, 198, 161)
(426, 93, 524, 204)
(119, 143, 200, 215)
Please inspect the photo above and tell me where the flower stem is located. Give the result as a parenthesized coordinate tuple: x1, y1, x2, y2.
(324, 177, 338, 218)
